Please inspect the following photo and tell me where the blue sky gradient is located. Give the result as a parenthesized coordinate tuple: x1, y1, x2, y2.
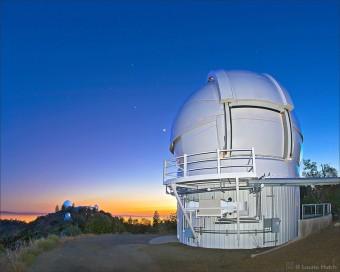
(1, 0, 339, 214)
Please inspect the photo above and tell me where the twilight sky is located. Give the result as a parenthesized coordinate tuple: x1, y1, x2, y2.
(1, 0, 339, 217)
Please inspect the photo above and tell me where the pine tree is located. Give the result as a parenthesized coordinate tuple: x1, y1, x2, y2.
(153, 211, 160, 227)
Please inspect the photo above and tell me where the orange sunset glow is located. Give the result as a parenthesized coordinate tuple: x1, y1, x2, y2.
(1, 185, 177, 222)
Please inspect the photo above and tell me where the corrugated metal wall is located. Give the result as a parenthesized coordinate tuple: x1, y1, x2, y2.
(177, 185, 300, 249)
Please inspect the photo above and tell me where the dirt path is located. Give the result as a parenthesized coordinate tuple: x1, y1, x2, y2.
(29, 234, 160, 272)
(29, 227, 340, 272)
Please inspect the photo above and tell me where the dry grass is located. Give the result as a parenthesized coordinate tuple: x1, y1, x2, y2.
(0, 235, 61, 272)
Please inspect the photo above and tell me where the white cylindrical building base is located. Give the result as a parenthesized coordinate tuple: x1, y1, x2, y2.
(177, 185, 300, 249)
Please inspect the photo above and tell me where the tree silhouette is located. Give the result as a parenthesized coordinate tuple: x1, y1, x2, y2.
(301, 159, 340, 218)
(153, 211, 160, 227)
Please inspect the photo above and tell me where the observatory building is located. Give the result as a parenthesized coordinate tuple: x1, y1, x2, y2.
(163, 70, 339, 249)
(62, 200, 74, 209)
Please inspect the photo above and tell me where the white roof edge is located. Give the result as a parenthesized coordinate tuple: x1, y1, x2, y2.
(208, 70, 294, 111)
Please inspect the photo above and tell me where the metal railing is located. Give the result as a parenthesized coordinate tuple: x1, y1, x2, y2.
(163, 148, 256, 183)
(301, 203, 331, 219)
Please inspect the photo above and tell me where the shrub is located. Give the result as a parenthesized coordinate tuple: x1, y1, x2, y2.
(84, 214, 113, 234)
(36, 236, 58, 251)
(26, 244, 42, 256)
(61, 225, 82, 236)
(47, 234, 59, 242)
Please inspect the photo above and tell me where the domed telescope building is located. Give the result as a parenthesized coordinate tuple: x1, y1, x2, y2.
(163, 70, 340, 249)
(62, 200, 73, 209)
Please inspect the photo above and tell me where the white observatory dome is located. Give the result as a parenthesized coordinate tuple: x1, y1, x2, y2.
(170, 70, 303, 178)
(164, 70, 304, 249)
(62, 200, 73, 209)
(64, 212, 72, 221)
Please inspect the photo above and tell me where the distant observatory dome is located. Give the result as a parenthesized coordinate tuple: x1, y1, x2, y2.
(62, 200, 73, 209)
(64, 212, 72, 221)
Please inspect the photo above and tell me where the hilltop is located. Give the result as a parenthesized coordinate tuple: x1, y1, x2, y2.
(0, 206, 176, 249)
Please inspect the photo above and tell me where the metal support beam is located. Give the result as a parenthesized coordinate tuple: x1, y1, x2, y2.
(236, 177, 240, 247)
(170, 184, 198, 244)
(251, 147, 256, 174)
(217, 149, 221, 174)
(249, 177, 340, 186)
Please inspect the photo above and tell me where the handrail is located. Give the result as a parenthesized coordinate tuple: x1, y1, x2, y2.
(301, 203, 331, 219)
(163, 148, 257, 183)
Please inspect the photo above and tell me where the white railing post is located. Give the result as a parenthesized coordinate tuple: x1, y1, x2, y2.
(217, 149, 220, 175)
(183, 154, 187, 177)
(303, 205, 305, 219)
(251, 147, 256, 175)
(236, 177, 240, 248)
(323, 203, 325, 216)
(304, 205, 306, 219)
(314, 204, 317, 216)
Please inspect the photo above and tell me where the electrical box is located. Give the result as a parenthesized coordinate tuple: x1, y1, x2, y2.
(271, 218, 280, 233)
(264, 218, 280, 233)
(264, 218, 272, 228)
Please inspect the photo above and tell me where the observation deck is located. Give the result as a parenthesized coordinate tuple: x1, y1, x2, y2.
(163, 148, 257, 185)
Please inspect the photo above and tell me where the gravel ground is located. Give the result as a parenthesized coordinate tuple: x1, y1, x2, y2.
(27, 226, 340, 272)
